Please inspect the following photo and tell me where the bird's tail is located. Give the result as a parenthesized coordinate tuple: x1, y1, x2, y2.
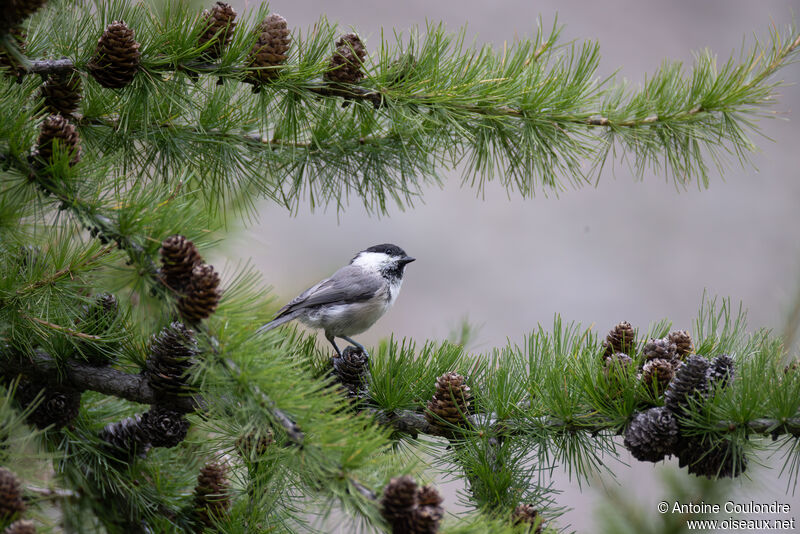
(254, 311, 301, 337)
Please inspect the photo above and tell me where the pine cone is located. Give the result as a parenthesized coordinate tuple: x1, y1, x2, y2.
(159, 234, 204, 293)
(411, 505, 443, 534)
(0, 27, 26, 76)
(235, 428, 274, 458)
(0, 467, 26, 522)
(88, 21, 141, 89)
(707, 354, 734, 389)
(380, 476, 417, 532)
(512, 504, 543, 533)
(386, 53, 416, 85)
(668, 330, 694, 360)
(194, 461, 231, 528)
(603, 352, 633, 378)
(411, 485, 444, 534)
(177, 263, 221, 323)
(79, 292, 119, 365)
(40, 70, 82, 117)
(2, 0, 48, 30)
(677, 436, 747, 478)
(332, 345, 369, 393)
(642, 338, 677, 364)
(145, 321, 198, 400)
(35, 114, 81, 165)
(426, 371, 472, 427)
(139, 405, 189, 448)
(324, 33, 367, 85)
(15, 380, 81, 430)
(246, 13, 290, 86)
(640, 358, 675, 397)
(603, 321, 636, 356)
(197, 2, 237, 59)
(99, 414, 150, 459)
(4, 519, 36, 534)
(664, 354, 710, 417)
(623, 407, 679, 462)
(603, 352, 632, 398)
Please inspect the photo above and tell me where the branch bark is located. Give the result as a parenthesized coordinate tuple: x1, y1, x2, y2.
(367, 407, 800, 439)
(0, 347, 200, 413)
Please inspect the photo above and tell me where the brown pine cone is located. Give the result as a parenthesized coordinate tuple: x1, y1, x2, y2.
(324, 33, 367, 84)
(0, 467, 26, 521)
(139, 405, 189, 448)
(380, 476, 417, 532)
(386, 53, 416, 85)
(603, 352, 633, 378)
(145, 321, 198, 400)
(177, 263, 221, 323)
(512, 503, 543, 533)
(642, 338, 677, 364)
(246, 13, 290, 86)
(159, 234, 204, 293)
(88, 21, 141, 89)
(623, 406, 679, 463)
(197, 2, 237, 59)
(332, 345, 369, 394)
(15, 380, 81, 430)
(2, 0, 47, 32)
(426, 371, 472, 427)
(235, 428, 274, 458)
(668, 330, 694, 360)
(603, 321, 636, 356)
(98, 413, 150, 459)
(640, 358, 675, 397)
(35, 114, 81, 165)
(664, 354, 710, 417)
(40, 70, 82, 117)
(676, 435, 747, 478)
(410, 485, 444, 534)
(4, 519, 37, 534)
(194, 461, 231, 527)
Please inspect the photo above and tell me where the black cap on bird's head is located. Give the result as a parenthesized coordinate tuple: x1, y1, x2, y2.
(352, 243, 416, 276)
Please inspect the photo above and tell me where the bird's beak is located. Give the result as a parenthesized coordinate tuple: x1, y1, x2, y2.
(400, 256, 416, 265)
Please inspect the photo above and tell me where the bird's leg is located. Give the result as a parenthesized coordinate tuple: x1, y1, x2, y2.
(326, 332, 342, 358)
(341, 336, 370, 360)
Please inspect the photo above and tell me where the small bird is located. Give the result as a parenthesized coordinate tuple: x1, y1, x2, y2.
(256, 244, 415, 357)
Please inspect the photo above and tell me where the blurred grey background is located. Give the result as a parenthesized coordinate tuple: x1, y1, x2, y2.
(222, 0, 800, 531)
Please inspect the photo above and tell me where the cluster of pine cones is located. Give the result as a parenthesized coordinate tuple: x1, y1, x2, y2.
(603, 321, 697, 397)
(159, 234, 221, 323)
(600, 321, 742, 478)
(98, 321, 198, 458)
(380, 476, 444, 534)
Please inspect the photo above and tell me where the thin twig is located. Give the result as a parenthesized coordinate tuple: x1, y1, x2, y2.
(367, 408, 800, 439)
(16, 246, 113, 294)
(19, 312, 102, 341)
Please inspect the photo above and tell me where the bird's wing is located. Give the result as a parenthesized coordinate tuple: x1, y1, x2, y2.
(274, 265, 382, 318)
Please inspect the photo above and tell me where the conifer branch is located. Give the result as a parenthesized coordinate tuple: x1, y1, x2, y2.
(370, 408, 800, 439)
(0, 346, 200, 412)
(15, 246, 113, 294)
(4, 153, 160, 282)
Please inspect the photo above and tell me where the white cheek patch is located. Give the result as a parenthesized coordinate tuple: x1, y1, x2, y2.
(352, 252, 389, 271)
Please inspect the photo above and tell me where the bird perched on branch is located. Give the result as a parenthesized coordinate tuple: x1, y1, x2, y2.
(256, 244, 415, 357)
